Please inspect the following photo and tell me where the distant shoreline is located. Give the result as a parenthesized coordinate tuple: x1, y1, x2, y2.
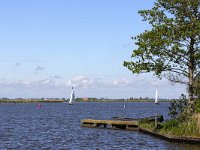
(0, 99, 172, 103)
(0, 99, 64, 103)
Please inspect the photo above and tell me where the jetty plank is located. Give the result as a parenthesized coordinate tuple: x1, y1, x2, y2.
(81, 115, 163, 130)
(81, 115, 200, 143)
(81, 119, 139, 125)
(81, 119, 139, 130)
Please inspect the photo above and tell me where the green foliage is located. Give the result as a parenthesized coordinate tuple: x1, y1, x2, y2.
(160, 117, 200, 137)
(194, 99, 200, 113)
(139, 118, 155, 129)
(168, 100, 179, 119)
(140, 115, 200, 137)
(168, 94, 187, 119)
(162, 94, 200, 137)
(162, 119, 180, 131)
(124, 0, 200, 101)
(139, 108, 200, 137)
(139, 118, 151, 124)
(194, 74, 200, 99)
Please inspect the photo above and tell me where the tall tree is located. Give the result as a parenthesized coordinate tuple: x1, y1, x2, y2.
(194, 73, 200, 99)
(124, 0, 200, 102)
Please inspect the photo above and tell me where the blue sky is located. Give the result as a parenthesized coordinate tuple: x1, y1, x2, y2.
(0, 0, 186, 99)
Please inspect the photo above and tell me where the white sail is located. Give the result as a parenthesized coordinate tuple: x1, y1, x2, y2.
(69, 87, 75, 105)
(155, 88, 159, 104)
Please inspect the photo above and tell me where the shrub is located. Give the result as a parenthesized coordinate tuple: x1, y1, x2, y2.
(168, 94, 187, 119)
(162, 119, 180, 131)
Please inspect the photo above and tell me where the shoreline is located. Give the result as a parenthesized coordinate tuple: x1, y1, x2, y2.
(139, 127, 200, 144)
(0, 99, 172, 103)
(0, 99, 64, 103)
(81, 115, 200, 144)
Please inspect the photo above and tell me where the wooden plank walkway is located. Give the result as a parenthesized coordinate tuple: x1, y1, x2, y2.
(81, 115, 200, 144)
(81, 118, 139, 130)
(81, 115, 163, 130)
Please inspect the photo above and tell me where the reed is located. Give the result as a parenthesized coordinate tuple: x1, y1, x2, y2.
(139, 116, 200, 138)
(160, 117, 200, 137)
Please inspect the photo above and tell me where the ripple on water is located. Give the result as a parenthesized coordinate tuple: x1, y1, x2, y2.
(0, 102, 199, 149)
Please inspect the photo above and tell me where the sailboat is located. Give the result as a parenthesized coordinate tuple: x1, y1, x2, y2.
(69, 87, 75, 105)
(155, 88, 159, 104)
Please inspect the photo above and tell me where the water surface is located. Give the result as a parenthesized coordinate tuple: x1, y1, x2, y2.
(0, 102, 199, 149)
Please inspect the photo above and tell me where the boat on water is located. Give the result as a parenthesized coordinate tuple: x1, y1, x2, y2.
(69, 87, 75, 105)
(155, 88, 159, 104)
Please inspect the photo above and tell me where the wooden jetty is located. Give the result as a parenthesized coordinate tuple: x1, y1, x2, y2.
(81, 115, 163, 131)
(81, 118, 139, 130)
(81, 115, 200, 144)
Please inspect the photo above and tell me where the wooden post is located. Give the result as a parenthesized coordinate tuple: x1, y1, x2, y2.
(155, 117, 158, 128)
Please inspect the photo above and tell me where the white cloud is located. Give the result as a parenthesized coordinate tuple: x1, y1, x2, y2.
(67, 75, 94, 88)
(0, 78, 68, 98)
(0, 75, 187, 99)
(112, 79, 130, 87)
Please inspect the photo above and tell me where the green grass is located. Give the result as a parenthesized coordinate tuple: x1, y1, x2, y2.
(160, 118, 200, 137)
(139, 117, 200, 138)
(195, 100, 200, 113)
(139, 118, 155, 130)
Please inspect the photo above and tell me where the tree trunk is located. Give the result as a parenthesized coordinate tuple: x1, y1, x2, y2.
(188, 37, 195, 103)
(188, 71, 194, 103)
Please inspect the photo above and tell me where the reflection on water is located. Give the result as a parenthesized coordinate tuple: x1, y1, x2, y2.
(0, 102, 199, 149)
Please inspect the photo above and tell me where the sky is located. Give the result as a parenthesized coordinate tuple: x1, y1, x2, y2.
(0, 0, 186, 99)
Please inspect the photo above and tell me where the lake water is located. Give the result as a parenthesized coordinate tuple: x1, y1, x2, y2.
(0, 102, 199, 150)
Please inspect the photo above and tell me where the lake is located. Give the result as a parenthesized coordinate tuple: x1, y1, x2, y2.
(0, 102, 199, 150)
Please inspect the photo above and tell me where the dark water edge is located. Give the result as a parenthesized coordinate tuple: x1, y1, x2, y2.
(0, 102, 199, 150)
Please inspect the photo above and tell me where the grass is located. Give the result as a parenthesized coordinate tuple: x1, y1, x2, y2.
(160, 118, 200, 137)
(139, 116, 200, 138)
(139, 118, 155, 129)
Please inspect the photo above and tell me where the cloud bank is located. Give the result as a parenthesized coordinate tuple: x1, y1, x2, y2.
(0, 75, 186, 99)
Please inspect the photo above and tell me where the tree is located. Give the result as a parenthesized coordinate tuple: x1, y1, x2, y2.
(194, 73, 200, 99)
(124, 0, 200, 103)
